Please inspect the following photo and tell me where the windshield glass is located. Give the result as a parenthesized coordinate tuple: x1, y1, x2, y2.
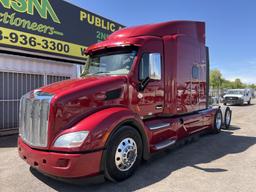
(227, 90, 244, 95)
(82, 49, 137, 76)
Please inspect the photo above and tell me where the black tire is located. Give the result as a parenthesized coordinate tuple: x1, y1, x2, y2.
(223, 103, 227, 106)
(104, 126, 142, 182)
(212, 109, 223, 134)
(248, 99, 251, 105)
(223, 107, 232, 129)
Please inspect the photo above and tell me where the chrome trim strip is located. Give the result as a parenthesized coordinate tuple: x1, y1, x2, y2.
(149, 123, 170, 130)
(155, 139, 176, 150)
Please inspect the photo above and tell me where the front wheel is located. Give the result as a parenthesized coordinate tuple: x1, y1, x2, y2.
(104, 126, 142, 181)
(248, 99, 251, 105)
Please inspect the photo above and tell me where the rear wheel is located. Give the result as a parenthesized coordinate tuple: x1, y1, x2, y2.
(104, 126, 142, 181)
(212, 109, 223, 134)
(223, 107, 232, 129)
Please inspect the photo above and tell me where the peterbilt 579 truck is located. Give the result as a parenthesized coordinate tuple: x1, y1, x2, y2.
(18, 21, 232, 182)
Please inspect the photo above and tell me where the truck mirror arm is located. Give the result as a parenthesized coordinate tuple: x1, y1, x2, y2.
(138, 77, 150, 92)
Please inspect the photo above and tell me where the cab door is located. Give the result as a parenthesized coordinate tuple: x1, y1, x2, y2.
(133, 39, 164, 118)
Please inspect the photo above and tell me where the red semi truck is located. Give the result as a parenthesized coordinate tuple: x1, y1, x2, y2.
(18, 21, 232, 182)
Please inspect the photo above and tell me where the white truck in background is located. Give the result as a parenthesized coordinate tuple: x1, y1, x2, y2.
(223, 89, 252, 105)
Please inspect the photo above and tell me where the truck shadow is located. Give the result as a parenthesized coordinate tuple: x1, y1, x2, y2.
(30, 126, 256, 192)
(0, 134, 18, 148)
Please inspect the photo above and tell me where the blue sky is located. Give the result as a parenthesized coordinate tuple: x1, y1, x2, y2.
(67, 0, 256, 84)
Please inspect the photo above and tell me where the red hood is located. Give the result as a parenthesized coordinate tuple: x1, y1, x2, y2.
(40, 75, 129, 145)
(39, 75, 127, 98)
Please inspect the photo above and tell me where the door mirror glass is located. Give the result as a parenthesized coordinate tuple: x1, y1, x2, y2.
(138, 53, 161, 91)
(139, 53, 162, 81)
(149, 53, 161, 80)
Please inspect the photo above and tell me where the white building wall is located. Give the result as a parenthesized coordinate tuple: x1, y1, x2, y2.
(0, 53, 78, 78)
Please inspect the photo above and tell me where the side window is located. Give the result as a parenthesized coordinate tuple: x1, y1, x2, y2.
(192, 65, 199, 79)
(139, 54, 150, 81)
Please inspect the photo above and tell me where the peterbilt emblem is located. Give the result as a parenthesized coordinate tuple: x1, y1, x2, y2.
(29, 90, 42, 99)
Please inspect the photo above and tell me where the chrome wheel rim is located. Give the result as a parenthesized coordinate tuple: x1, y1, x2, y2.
(225, 111, 231, 125)
(216, 112, 222, 129)
(115, 138, 137, 172)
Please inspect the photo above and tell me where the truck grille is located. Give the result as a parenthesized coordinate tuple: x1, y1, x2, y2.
(19, 92, 53, 147)
(226, 97, 238, 100)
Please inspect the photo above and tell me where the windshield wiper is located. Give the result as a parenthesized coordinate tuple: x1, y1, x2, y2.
(90, 71, 110, 75)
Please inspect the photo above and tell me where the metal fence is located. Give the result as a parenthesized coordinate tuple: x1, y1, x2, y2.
(47, 75, 70, 85)
(0, 71, 70, 131)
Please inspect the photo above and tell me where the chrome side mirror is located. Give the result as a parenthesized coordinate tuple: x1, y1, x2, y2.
(149, 53, 161, 80)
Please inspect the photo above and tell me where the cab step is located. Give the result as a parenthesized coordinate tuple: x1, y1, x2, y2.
(154, 139, 177, 150)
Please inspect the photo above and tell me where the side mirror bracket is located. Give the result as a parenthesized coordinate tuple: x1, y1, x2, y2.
(138, 77, 150, 92)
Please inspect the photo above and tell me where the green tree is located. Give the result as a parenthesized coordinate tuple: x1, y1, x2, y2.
(234, 78, 244, 88)
(221, 79, 234, 89)
(210, 69, 223, 89)
(249, 84, 256, 89)
(210, 68, 254, 89)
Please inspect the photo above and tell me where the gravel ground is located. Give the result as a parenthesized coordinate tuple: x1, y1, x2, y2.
(0, 99, 256, 192)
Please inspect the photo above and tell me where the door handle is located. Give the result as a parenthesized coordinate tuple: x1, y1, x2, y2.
(155, 105, 163, 110)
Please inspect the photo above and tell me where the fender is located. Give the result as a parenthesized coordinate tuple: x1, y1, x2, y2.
(50, 107, 151, 159)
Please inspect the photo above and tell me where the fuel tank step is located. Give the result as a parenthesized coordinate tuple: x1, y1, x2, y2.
(154, 139, 177, 150)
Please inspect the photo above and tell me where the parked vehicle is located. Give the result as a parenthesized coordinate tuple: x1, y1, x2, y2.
(18, 21, 232, 182)
(250, 88, 255, 98)
(223, 89, 252, 105)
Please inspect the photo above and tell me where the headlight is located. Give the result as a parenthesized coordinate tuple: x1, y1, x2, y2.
(54, 131, 89, 148)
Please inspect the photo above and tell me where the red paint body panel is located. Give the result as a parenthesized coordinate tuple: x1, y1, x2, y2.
(42, 76, 129, 150)
(50, 107, 150, 153)
(18, 137, 102, 178)
(86, 20, 205, 54)
(18, 20, 217, 179)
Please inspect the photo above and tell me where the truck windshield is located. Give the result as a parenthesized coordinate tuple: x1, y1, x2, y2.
(82, 49, 137, 76)
(227, 90, 244, 95)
